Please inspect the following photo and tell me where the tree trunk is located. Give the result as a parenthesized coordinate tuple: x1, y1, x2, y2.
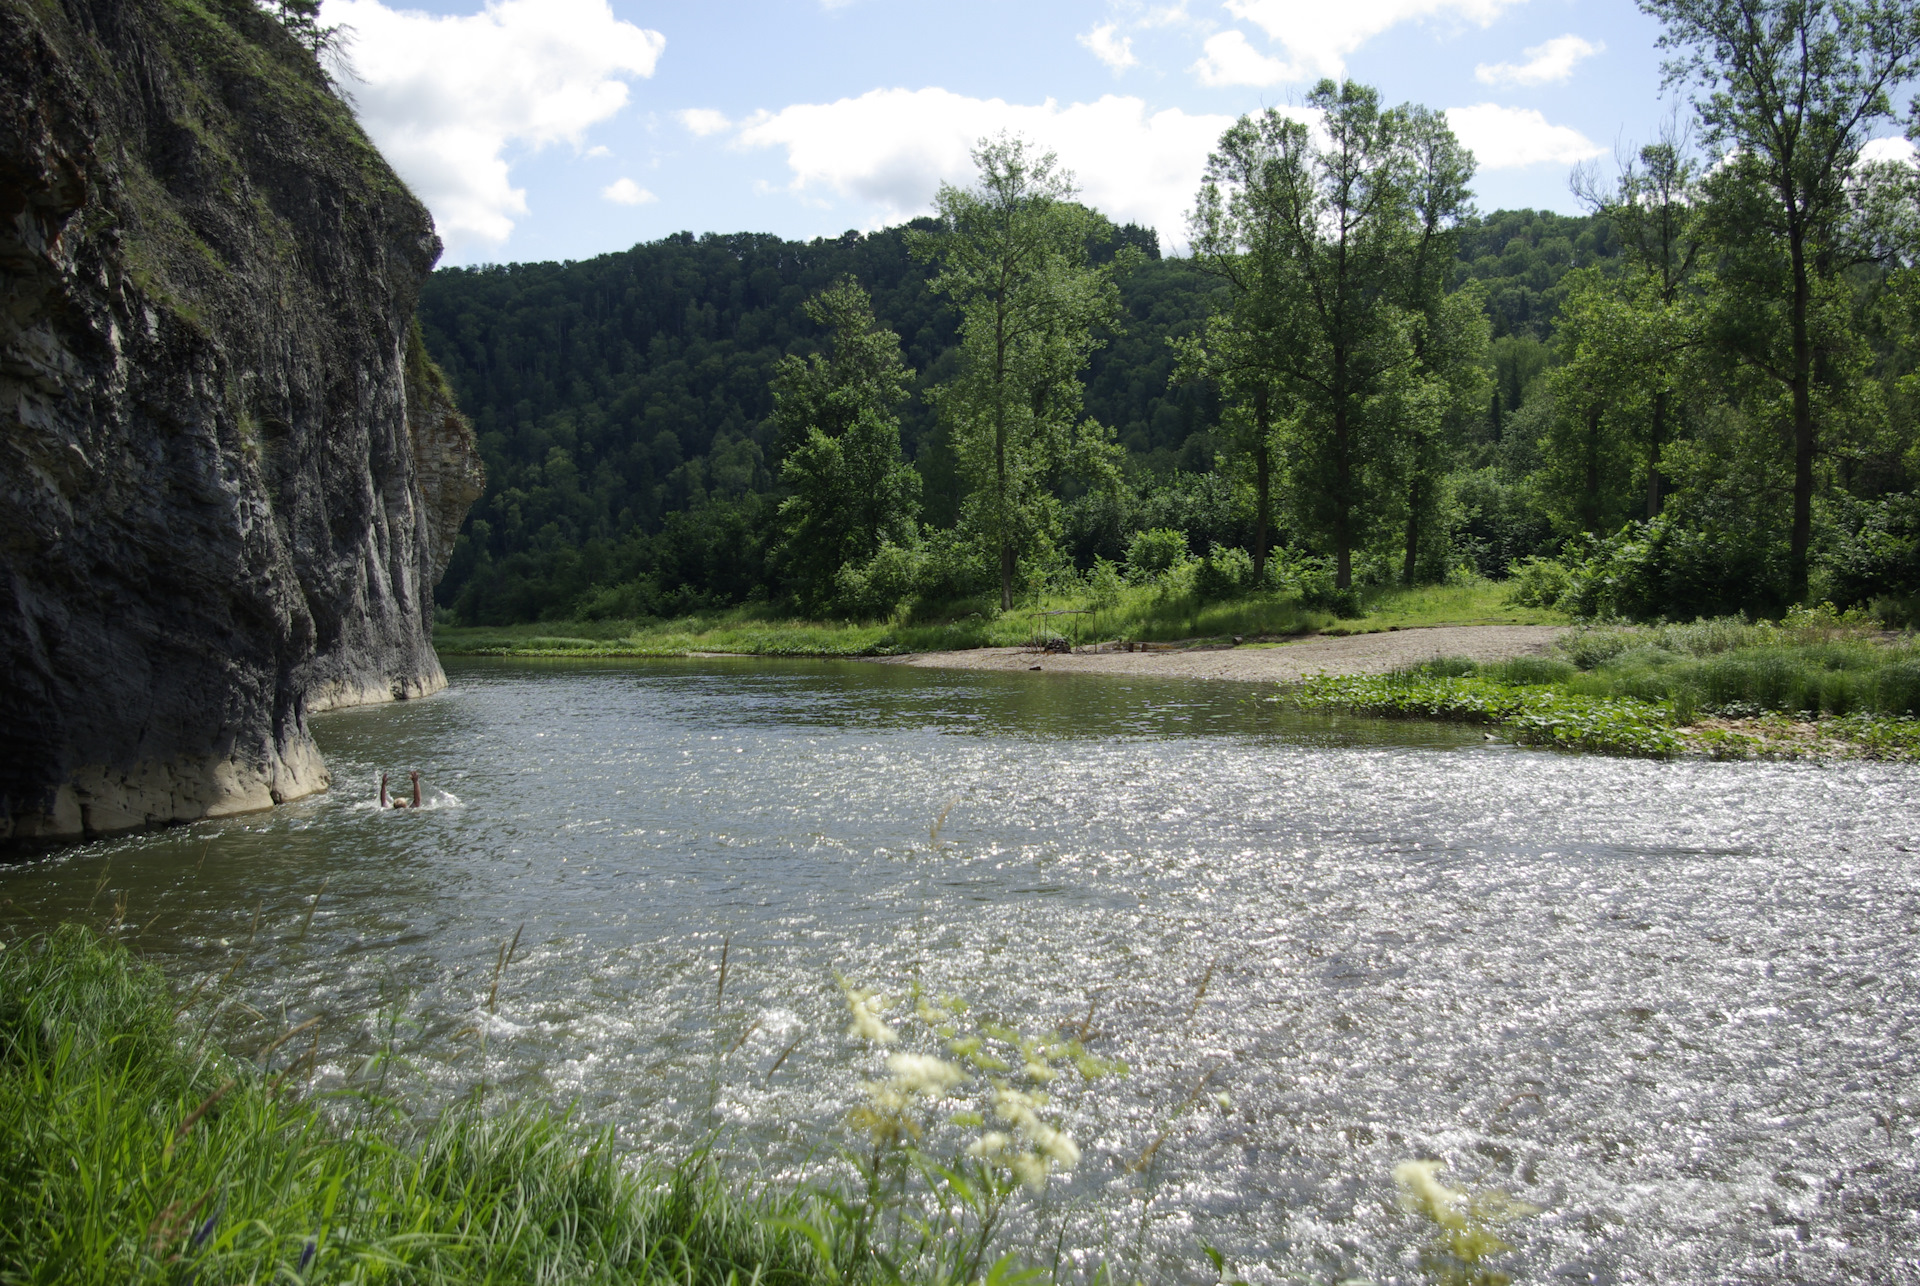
(1646, 390, 1666, 519)
(1581, 402, 1602, 534)
(1787, 230, 1814, 602)
(1252, 386, 1271, 586)
(1402, 474, 1420, 586)
(1333, 363, 1352, 590)
(1334, 406, 1352, 590)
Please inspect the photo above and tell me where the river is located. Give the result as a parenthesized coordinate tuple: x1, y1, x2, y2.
(4, 658, 1916, 1283)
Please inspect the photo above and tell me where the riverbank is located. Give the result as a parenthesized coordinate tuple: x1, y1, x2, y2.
(433, 580, 1565, 661)
(875, 623, 1570, 682)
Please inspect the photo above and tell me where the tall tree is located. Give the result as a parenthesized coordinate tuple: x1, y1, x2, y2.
(1572, 131, 1709, 519)
(1190, 82, 1483, 589)
(1644, 0, 1920, 598)
(771, 279, 921, 611)
(1538, 270, 1650, 536)
(913, 136, 1132, 610)
(1184, 148, 1290, 583)
(1396, 106, 1486, 584)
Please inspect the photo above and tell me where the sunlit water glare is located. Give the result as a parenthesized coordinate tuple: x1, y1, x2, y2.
(4, 658, 1917, 1283)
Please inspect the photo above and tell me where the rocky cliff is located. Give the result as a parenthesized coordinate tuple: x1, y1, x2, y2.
(1, 0, 484, 842)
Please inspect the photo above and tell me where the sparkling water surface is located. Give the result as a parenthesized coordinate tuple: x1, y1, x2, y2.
(4, 657, 1917, 1283)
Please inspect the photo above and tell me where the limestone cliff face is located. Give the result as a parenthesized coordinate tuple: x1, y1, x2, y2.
(0, 0, 483, 841)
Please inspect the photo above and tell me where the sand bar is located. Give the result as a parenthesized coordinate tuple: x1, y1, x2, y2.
(873, 624, 1570, 683)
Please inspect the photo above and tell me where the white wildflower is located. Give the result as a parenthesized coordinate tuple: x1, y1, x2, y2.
(1393, 1160, 1467, 1231)
(864, 1080, 910, 1114)
(966, 1131, 1013, 1160)
(886, 1052, 967, 1095)
(993, 1085, 1041, 1127)
(1029, 1121, 1080, 1168)
(1010, 1151, 1048, 1192)
(843, 986, 897, 1045)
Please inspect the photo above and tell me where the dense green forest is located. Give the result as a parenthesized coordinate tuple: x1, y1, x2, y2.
(420, 5, 1920, 629)
(419, 206, 1628, 622)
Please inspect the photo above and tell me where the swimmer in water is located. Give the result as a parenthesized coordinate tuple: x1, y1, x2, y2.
(380, 771, 422, 809)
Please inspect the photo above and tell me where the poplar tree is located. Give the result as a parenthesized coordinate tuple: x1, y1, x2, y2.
(1575, 136, 1706, 519)
(771, 279, 921, 612)
(1189, 82, 1482, 589)
(1644, 0, 1920, 599)
(1184, 122, 1293, 586)
(913, 136, 1132, 611)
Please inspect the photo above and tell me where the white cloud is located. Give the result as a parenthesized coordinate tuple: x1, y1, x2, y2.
(601, 178, 656, 205)
(1224, 0, 1525, 81)
(1191, 30, 1292, 86)
(1444, 103, 1604, 169)
(321, 0, 665, 253)
(584, 144, 612, 158)
(1861, 136, 1919, 166)
(1475, 34, 1602, 87)
(1080, 23, 1140, 71)
(735, 88, 1236, 249)
(676, 108, 734, 137)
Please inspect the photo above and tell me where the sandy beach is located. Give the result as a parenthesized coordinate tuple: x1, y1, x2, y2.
(872, 623, 1570, 683)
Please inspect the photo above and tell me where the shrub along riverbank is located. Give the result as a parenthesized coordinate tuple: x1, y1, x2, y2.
(434, 580, 1561, 659)
(1292, 608, 1920, 760)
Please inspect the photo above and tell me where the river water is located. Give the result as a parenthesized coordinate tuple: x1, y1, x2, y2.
(4, 658, 1917, 1283)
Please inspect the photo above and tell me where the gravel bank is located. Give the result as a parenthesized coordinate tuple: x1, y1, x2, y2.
(874, 624, 1570, 683)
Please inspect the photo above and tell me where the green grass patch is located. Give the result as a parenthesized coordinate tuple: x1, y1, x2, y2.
(0, 927, 862, 1284)
(1345, 580, 1568, 631)
(435, 579, 1563, 659)
(1291, 613, 1920, 760)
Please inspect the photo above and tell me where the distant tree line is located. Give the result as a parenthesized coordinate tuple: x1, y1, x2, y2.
(419, 0, 1920, 626)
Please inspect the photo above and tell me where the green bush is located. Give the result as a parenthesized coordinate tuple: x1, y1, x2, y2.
(1557, 513, 1788, 622)
(1301, 583, 1364, 618)
(1124, 527, 1190, 582)
(1194, 544, 1255, 601)
(832, 541, 925, 619)
(1503, 556, 1572, 609)
(1086, 556, 1125, 609)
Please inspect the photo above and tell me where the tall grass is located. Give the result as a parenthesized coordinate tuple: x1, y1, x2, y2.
(1554, 612, 1920, 718)
(0, 927, 839, 1284)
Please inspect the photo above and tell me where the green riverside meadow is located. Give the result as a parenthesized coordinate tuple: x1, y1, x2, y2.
(1292, 606, 1920, 759)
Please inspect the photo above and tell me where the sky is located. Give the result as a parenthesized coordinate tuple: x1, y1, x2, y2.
(312, 0, 1913, 268)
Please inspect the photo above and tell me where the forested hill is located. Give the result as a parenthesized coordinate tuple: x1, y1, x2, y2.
(418, 210, 1612, 623)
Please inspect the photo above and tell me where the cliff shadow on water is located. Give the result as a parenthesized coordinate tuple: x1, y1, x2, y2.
(0, 0, 483, 842)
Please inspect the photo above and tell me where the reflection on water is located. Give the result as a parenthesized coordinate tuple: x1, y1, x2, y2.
(3, 657, 1917, 1283)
